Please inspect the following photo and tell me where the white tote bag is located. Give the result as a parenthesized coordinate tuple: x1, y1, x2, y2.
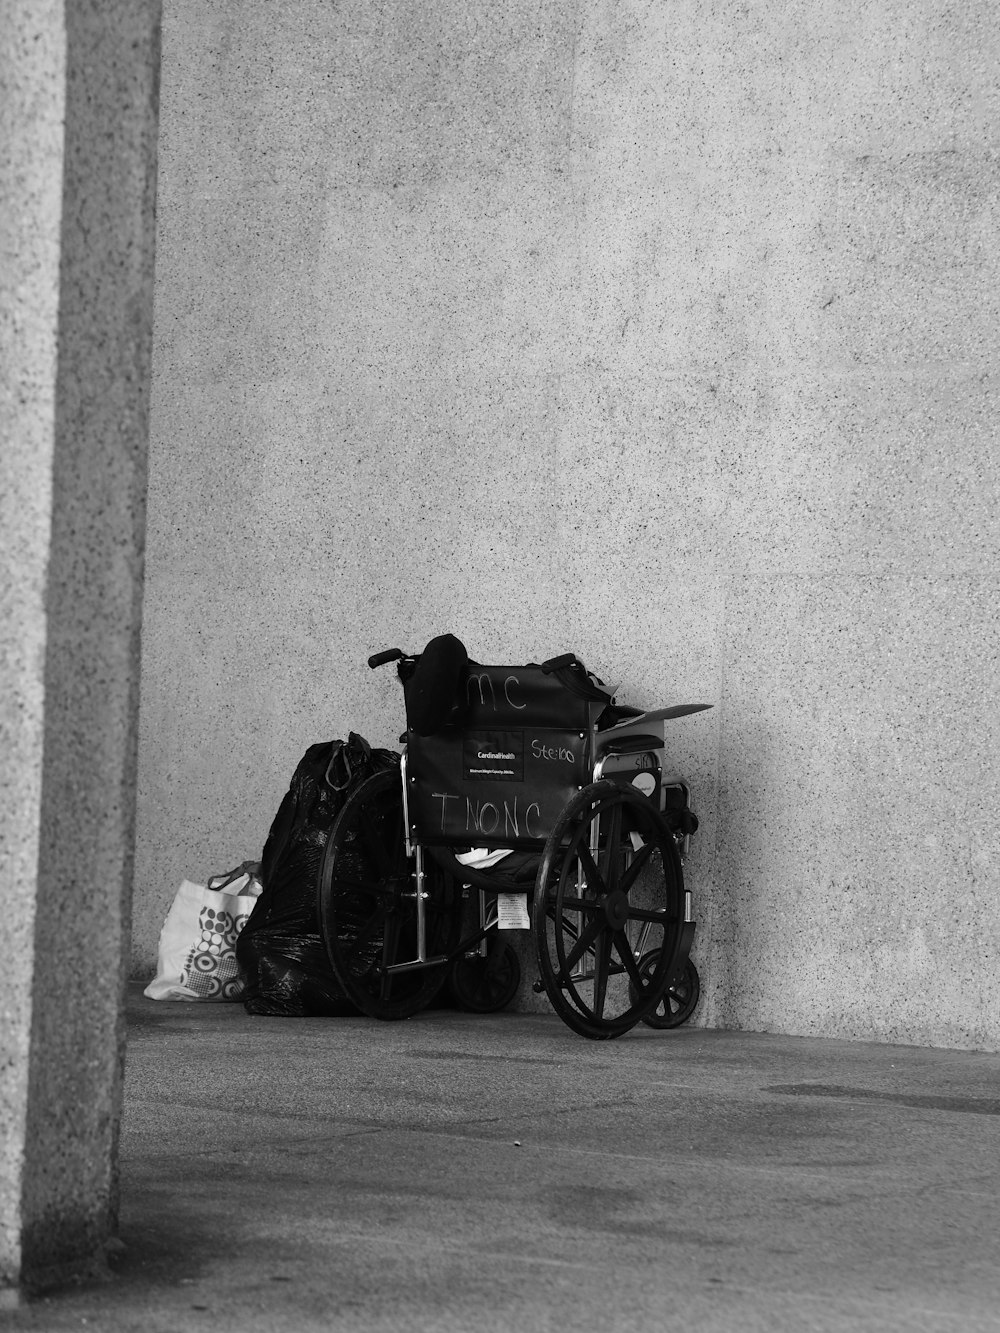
(144, 862, 263, 1002)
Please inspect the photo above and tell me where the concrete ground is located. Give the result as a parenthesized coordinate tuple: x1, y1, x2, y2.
(5, 986, 1000, 1332)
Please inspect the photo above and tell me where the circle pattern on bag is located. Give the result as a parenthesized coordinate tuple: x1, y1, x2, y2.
(180, 902, 246, 999)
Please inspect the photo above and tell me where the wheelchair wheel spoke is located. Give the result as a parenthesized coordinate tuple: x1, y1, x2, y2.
(598, 800, 623, 891)
(592, 930, 612, 1018)
(619, 841, 653, 895)
(576, 844, 607, 897)
(560, 913, 604, 980)
(613, 930, 646, 989)
(557, 893, 601, 914)
(627, 905, 673, 925)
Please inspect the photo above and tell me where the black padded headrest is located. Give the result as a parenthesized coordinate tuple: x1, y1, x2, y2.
(404, 634, 469, 736)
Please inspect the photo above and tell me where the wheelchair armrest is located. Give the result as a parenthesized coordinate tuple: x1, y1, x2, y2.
(597, 702, 644, 729)
(597, 733, 663, 757)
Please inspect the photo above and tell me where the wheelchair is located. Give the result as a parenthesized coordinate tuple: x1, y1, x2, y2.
(316, 637, 710, 1040)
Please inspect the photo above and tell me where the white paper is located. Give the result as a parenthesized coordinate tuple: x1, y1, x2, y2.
(496, 892, 530, 930)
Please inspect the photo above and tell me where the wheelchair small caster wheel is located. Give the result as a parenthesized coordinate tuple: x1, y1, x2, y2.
(631, 951, 700, 1029)
(449, 939, 521, 1013)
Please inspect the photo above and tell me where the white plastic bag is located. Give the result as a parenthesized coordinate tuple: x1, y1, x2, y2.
(144, 862, 263, 1002)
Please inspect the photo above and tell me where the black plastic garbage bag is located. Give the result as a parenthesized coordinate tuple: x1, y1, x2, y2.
(237, 933, 356, 1017)
(237, 733, 398, 1016)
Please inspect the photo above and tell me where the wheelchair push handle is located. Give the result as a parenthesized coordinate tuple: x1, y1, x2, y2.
(368, 648, 406, 669)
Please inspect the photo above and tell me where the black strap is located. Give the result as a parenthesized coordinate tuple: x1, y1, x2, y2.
(540, 653, 613, 703)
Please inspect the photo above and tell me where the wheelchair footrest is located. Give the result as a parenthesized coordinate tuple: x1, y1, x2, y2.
(385, 955, 450, 975)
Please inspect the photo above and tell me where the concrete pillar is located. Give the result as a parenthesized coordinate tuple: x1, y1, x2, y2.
(0, 0, 160, 1296)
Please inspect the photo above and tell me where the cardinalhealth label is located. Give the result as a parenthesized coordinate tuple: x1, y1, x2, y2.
(463, 731, 524, 782)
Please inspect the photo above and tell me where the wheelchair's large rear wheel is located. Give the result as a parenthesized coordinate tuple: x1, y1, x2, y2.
(532, 781, 684, 1040)
(317, 770, 459, 1020)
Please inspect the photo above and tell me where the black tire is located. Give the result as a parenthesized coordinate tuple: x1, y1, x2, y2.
(532, 781, 684, 1040)
(449, 937, 521, 1013)
(317, 770, 460, 1020)
(631, 952, 701, 1029)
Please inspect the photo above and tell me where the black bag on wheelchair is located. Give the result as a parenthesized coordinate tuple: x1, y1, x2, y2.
(236, 733, 398, 1016)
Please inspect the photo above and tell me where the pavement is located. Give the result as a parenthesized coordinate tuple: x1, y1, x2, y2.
(4, 985, 1000, 1333)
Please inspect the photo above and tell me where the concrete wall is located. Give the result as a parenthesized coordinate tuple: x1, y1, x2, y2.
(1, 0, 160, 1292)
(137, 0, 1000, 1048)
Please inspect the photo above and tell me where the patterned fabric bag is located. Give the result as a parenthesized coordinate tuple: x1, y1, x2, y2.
(144, 862, 263, 1002)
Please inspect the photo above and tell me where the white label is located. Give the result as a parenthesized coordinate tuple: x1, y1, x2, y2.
(496, 893, 530, 930)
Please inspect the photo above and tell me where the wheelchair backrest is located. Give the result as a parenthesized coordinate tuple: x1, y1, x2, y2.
(405, 663, 605, 849)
